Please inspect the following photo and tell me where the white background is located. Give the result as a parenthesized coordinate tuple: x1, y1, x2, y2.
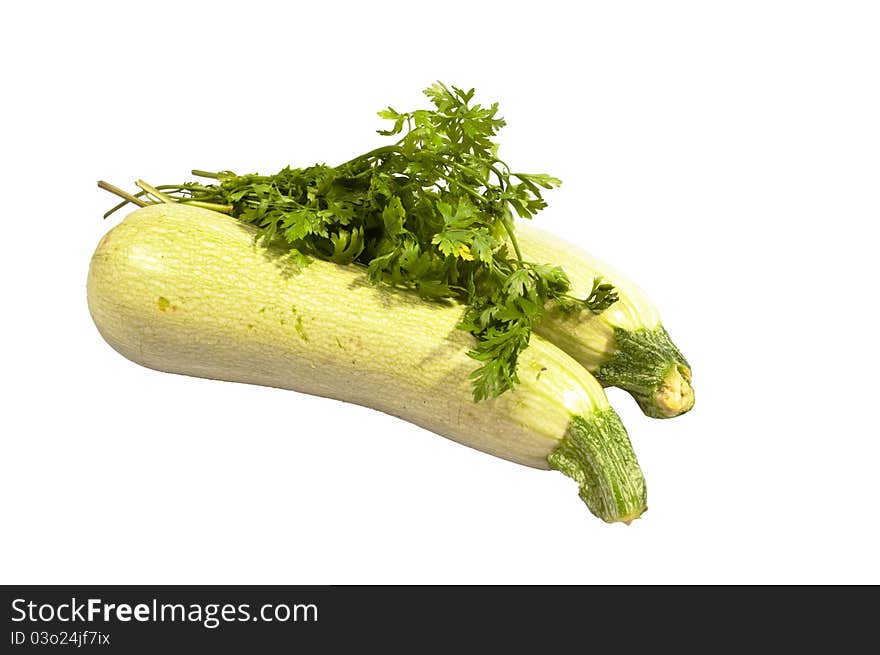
(2, 1, 878, 584)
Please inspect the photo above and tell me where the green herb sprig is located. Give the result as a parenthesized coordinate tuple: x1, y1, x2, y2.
(101, 83, 616, 400)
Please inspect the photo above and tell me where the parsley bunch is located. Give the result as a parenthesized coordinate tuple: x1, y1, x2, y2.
(126, 83, 617, 400)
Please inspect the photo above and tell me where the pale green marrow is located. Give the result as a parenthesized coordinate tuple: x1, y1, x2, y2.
(517, 223, 694, 419)
(87, 205, 646, 522)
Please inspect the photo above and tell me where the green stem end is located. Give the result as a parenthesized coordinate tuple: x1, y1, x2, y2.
(597, 326, 694, 419)
(549, 409, 647, 523)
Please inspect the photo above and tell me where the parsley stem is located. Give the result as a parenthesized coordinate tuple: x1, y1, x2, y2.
(180, 200, 234, 213)
(97, 181, 149, 209)
(337, 145, 402, 171)
(488, 164, 507, 190)
(136, 179, 175, 204)
(446, 158, 494, 186)
(501, 219, 524, 265)
(99, 180, 233, 217)
(101, 189, 151, 219)
(437, 171, 485, 202)
(191, 170, 222, 179)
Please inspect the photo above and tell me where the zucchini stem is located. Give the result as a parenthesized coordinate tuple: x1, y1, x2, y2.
(598, 327, 694, 419)
(549, 410, 647, 523)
